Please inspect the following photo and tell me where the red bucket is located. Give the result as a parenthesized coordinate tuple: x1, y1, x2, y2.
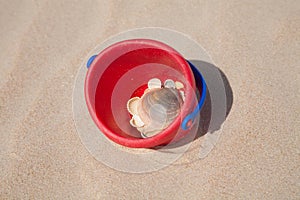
(85, 39, 199, 148)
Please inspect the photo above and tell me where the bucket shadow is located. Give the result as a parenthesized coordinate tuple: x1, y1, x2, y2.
(155, 60, 233, 150)
(194, 60, 233, 139)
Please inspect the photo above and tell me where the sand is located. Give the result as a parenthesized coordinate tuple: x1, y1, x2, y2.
(1, 0, 299, 199)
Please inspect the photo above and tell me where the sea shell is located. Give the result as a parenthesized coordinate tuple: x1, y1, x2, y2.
(127, 78, 185, 138)
(179, 90, 185, 101)
(147, 78, 161, 89)
(175, 81, 184, 89)
(136, 87, 183, 137)
(164, 79, 175, 89)
(127, 97, 140, 115)
(130, 114, 144, 127)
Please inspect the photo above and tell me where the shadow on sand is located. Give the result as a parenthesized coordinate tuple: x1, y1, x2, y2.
(155, 60, 233, 150)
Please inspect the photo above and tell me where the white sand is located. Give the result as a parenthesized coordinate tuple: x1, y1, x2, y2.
(1, 0, 299, 199)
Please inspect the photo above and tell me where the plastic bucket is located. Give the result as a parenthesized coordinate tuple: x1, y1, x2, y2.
(85, 39, 206, 148)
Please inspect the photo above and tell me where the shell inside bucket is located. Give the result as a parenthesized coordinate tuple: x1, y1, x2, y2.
(85, 39, 198, 148)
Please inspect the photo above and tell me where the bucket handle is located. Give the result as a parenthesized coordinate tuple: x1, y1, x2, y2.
(181, 61, 207, 130)
(87, 55, 97, 68)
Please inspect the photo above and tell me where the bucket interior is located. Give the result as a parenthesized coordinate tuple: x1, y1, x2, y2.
(86, 40, 196, 139)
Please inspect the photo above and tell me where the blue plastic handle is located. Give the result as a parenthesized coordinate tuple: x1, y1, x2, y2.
(181, 61, 207, 130)
(87, 55, 97, 68)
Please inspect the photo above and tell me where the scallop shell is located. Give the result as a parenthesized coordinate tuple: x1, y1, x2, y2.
(130, 114, 144, 127)
(147, 78, 162, 89)
(164, 79, 175, 89)
(127, 97, 140, 115)
(175, 81, 184, 89)
(136, 87, 183, 137)
(179, 90, 185, 101)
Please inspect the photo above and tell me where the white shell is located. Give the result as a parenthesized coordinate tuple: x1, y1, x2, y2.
(127, 78, 185, 138)
(138, 104, 168, 138)
(179, 90, 185, 101)
(148, 78, 162, 89)
(164, 79, 175, 88)
(127, 97, 140, 115)
(175, 81, 184, 89)
(130, 115, 145, 127)
(136, 88, 183, 137)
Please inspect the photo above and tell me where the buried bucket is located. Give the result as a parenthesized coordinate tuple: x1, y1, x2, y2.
(85, 39, 206, 148)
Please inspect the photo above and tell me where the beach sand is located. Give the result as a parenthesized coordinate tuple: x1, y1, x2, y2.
(1, 0, 299, 199)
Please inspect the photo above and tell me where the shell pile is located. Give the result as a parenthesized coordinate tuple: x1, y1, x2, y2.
(127, 78, 185, 138)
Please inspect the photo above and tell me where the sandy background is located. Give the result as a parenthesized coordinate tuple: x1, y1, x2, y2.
(1, 0, 299, 199)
